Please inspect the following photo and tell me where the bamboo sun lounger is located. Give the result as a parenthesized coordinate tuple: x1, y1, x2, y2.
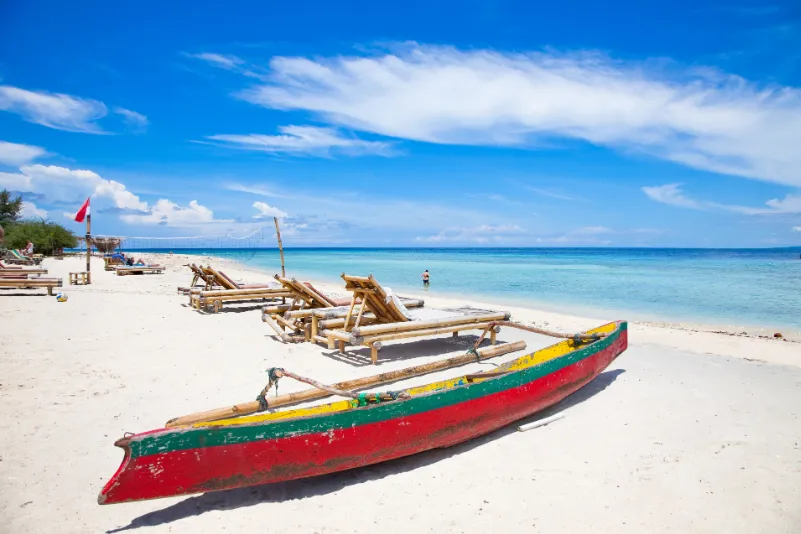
(0, 267, 48, 278)
(114, 265, 165, 276)
(262, 275, 425, 342)
(104, 256, 125, 270)
(314, 274, 511, 364)
(188, 266, 291, 313)
(177, 263, 223, 294)
(0, 277, 62, 295)
(4, 250, 42, 265)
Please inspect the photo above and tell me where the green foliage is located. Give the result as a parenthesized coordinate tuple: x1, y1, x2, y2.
(0, 189, 23, 225)
(5, 220, 78, 255)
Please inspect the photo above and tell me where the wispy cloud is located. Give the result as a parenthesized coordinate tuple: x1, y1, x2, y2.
(416, 224, 525, 244)
(0, 84, 147, 134)
(188, 53, 245, 70)
(643, 182, 801, 214)
(793, 226, 801, 232)
(113, 107, 149, 133)
(525, 186, 576, 201)
(0, 140, 46, 166)
(0, 85, 108, 133)
(203, 126, 394, 157)
(211, 43, 801, 187)
(642, 183, 704, 209)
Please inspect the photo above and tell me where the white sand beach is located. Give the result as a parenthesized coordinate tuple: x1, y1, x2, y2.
(1, 254, 800, 533)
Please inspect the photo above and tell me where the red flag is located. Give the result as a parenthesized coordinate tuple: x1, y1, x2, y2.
(74, 197, 90, 223)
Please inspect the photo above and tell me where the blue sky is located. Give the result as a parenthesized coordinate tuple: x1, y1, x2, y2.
(1, 0, 800, 247)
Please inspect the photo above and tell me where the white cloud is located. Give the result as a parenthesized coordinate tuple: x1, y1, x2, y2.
(252, 201, 288, 219)
(526, 186, 576, 201)
(793, 226, 801, 232)
(227, 44, 801, 186)
(20, 201, 47, 219)
(644, 183, 801, 215)
(642, 183, 704, 209)
(0, 141, 46, 166)
(536, 226, 614, 245)
(0, 84, 146, 134)
(204, 125, 393, 157)
(0, 164, 148, 211)
(416, 224, 525, 243)
(121, 199, 231, 226)
(113, 107, 149, 132)
(0, 85, 108, 133)
(189, 53, 245, 70)
(573, 226, 611, 235)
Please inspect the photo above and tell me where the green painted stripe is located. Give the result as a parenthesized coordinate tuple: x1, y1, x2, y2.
(131, 323, 625, 458)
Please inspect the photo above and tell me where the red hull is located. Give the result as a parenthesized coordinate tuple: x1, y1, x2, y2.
(100, 329, 626, 504)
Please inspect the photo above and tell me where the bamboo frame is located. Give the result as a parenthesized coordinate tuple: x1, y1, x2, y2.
(0, 278, 63, 295)
(315, 273, 512, 364)
(0, 268, 48, 277)
(164, 340, 527, 427)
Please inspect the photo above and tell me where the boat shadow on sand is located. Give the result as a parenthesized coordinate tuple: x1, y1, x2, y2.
(108, 368, 625, 533)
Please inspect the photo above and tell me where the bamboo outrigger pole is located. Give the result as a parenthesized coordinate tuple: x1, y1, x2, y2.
(86, 209, 92, 284)
(165, 340, 527, 427)
(274, 216, 285, 277)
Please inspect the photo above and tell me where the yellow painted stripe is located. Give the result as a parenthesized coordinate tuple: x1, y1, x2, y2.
(194, 321, 616, 429)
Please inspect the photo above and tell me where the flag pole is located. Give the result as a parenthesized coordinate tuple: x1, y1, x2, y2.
(86, 208, 92, 284)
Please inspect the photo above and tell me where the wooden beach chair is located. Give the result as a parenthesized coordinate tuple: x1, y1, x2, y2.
(314, 274, 511, 364)
(263, 275, 425, 342)
(4, 249, 41, 265)
(0, 277, 63, 295)
(188, 266, 291, 313)
(0, 267, 48, 278)
(104, 255, 126, 271)
(177, 263, 222, 295)
(114, 265, 165, 276)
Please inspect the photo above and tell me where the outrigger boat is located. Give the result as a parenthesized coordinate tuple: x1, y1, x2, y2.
(98, 320, 627, 504)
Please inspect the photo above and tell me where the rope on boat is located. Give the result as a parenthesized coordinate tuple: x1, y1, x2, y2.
(471, 321, 606, 352)
(256, 367, 410, 410)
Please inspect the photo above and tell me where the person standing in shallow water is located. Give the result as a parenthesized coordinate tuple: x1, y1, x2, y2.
(421, 269, 430, 288)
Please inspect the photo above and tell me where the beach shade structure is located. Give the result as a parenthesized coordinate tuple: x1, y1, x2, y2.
(0, 276, 63, 295)
(263, 275, 424, 342)
(312, 274, 512, 364)
(92, 237, 122, 254)
(188, 265, 292, 313)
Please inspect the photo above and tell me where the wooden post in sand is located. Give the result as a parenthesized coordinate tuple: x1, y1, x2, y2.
(85, 211, 92, 284)
(274, 217, 285, 277)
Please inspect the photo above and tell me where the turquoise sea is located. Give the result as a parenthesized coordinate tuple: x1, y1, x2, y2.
(139, 247, 801, 330)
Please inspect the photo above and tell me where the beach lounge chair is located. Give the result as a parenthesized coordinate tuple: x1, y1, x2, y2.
(188, 266, 291, 313)
(0, 267, 48, 278)
(114, 264, 164, 276)
(314, 274, 511, 364)
(4, 249, 41, 265)
(0, 277, 62, 295)
(104, 254, 126, 271)
(262, 275, 425, 342)
(177, 263, 223, 295)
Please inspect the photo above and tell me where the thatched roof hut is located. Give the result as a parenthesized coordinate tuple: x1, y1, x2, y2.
(91, 237, 122, 254)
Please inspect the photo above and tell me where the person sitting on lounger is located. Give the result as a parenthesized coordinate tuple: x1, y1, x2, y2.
(23, 240, 34, 257)
(134, 258, 146, 266)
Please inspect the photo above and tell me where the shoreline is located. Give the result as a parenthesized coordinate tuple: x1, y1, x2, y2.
(141, 252, 801, 352)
